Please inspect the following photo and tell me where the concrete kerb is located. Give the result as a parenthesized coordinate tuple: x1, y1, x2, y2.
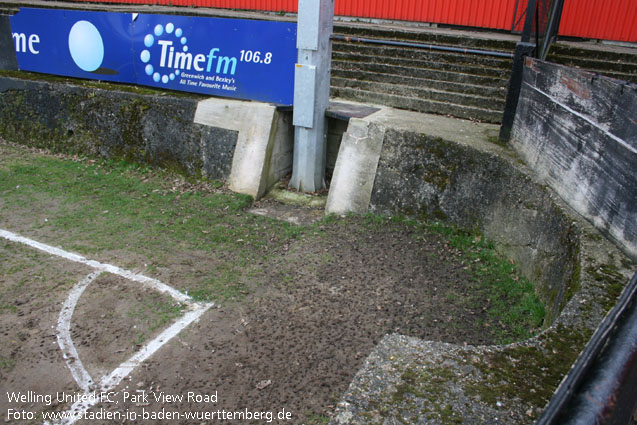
(193, 97, 293, 200)
(326, 115, 386, 215)
(326, 101, 503, 215)
(330, 214, 635, 425)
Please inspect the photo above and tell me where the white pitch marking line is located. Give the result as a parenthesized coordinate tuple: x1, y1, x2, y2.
(45, 303, 212, 425)
(56, 271, 102, 393)
(0, 229, 214, 425)
(0, 228, 191, 304)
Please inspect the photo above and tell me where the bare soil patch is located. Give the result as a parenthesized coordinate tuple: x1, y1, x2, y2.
(77, 216, 499, 424)
(72, 272, 185, 379)
(0, 240, 91, 421)
(1, 141, 542, 424)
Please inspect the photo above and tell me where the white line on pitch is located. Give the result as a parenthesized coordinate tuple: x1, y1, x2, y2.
(0, 229, 214, 425)
(45, 303, 212, 425)
(56, 271, 102, 393)
(0, 228, 191, 304)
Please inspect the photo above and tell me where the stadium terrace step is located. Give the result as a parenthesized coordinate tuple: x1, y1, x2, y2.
(330, 24, 514, 122)
(330, 22, 637, 123)
(331, 87, 503, 123)
(331, 77, 506, 111)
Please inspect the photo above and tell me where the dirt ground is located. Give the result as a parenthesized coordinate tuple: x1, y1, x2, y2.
(94, 210, 497, 425)
(1, 206, 499, 425)
(1, 142, 533, 424)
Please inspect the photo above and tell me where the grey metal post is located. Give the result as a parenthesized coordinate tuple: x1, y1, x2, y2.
(290, 0, 334, 192)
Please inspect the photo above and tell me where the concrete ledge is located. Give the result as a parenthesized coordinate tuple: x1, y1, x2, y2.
(0, 74, 293, 199)
(194, 98, 293, 199)
(0, 75, 238, 181)
(326, 117, 385, 214)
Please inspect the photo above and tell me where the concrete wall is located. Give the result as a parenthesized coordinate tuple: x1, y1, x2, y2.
(368, 128, 580, 323)
(0, 76, 237, 180)
(510, 58, 637, 261)
(325, 105, 583, 322)
(0, 75, 295, 198)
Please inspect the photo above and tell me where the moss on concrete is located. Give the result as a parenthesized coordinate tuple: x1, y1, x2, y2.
(0, 74, 236, 182)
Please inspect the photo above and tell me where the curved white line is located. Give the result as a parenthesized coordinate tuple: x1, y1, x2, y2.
(46, 303, 213, 425)
(1, 229, 215, 425)
(56, 271, 102, 393)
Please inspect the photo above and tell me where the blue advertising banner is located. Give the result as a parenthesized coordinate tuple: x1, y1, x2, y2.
(8, 8, 297, 105)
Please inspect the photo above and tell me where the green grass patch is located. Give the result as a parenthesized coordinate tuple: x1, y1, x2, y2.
(357, 214, 546, 344)
(126, 298, 185, 345)
(429, 221, 545, 343)
(0, 143, 545, 342)
(0, 146, 303, 301)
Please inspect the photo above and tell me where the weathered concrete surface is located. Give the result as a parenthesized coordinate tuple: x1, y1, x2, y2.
(511, 58, 637, 261)
(0, 74, 294, 199)
(332, 214, 634, 425)
(371, 127, 580, 324)
(0, 75, 237, 180)
(324, 102, 577, 323)
(328, 104, 636, 425)
(194, 98, 293, 199)
(0, 16, 17, 71)
(326, 117, 385, 214)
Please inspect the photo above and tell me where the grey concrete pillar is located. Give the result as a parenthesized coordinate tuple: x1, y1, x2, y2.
(290, 0, 334, 192)
(0, 15, 18, 71)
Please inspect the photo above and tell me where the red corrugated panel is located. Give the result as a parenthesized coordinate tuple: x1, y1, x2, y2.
(560, 0, 637, 42)
(68, 0, 636, 41)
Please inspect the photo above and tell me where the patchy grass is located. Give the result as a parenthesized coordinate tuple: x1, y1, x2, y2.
(126, 297, 185, 345)
(428, 221, 545, 343)
(0, 143, 303, 302)
(360, 214, 546, 344)
(0, 142, 545, 342)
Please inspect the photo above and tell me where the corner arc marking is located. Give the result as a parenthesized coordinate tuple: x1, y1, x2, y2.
(56, 271, 102, 393)
(0, 229, 214, 425)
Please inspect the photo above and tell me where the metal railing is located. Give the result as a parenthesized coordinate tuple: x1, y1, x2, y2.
(536, 270, 637, 425)
(499, 0, 564, 142)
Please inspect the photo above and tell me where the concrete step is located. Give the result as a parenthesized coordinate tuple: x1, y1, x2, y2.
(332, 59, 507, 88)
(332, 68, 508, 99)
(331, 76, 505, 110)
(547, 54, 637, 83)
(550, 43, 637, 64)
(548, 43, 637, 83)
(329, 23, 515, 123)
(333, 23, 518, 53)
(332, 49, 511, 79)
(332, 41, 513, 70)
(331, 86, 502, 123)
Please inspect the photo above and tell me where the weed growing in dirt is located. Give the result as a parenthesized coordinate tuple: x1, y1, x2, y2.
(0, 356, 16, 371)
(303, 413, 331, 424)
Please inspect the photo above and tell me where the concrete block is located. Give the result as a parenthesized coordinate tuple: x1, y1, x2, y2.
(0, 15, 18, 71)
(326, 116, 385, 214)
(194, 98, 293, 200)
